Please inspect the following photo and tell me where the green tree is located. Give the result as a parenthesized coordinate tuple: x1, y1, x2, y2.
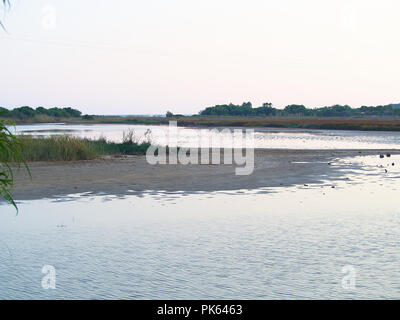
(63, 107, 82, 117)
(11, 106, 36, 118)
(36, 106, 49, 115)
(241, 102, 252, 108)
(284, 104, 307, 115)
(0, 107, 9, 115)
(316, 105, 353, 117)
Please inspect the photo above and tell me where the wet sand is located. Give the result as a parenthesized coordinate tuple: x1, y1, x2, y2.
(11, 149, 400, 200)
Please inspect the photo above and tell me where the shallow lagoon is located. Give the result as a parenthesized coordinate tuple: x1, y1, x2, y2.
(14, 123, 400, 149)
(1, 154, 400, 299)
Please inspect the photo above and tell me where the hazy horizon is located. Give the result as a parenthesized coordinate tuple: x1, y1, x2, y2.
(1, 0, 400, 115)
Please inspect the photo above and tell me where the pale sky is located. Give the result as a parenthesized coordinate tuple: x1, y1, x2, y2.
(1, 0, 399, 115)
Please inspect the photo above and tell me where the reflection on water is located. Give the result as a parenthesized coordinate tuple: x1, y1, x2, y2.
(13, 123, 400, 149)
(0, 155, 400, 299)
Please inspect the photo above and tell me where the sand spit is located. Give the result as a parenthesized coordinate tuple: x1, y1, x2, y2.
(10, 149, 400, 200)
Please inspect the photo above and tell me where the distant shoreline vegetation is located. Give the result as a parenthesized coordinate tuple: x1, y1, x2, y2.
(199, 102, 400, 117)
(0, 106, 83, 121)
(2, 103, 400, 121)
(1, 104, 400, 131)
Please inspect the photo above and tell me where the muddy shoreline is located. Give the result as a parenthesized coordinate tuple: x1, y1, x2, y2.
(10, 149, 400, 201)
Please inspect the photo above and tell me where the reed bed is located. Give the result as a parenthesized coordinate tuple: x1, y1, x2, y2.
(1, 132, 152, 162)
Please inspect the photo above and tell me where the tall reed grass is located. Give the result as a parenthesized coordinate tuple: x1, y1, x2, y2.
(1, 130, 152, 162)
(0, 118, 30, 210)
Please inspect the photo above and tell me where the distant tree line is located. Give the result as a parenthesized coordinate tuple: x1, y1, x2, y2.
(199, 102, 400, 117)
(0, 106, 82, 119)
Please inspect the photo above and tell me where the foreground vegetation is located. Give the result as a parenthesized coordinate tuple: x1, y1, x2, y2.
(0, 118, 29, 210)
(0, 125, 151, 208)
(0, 132, 151, 162)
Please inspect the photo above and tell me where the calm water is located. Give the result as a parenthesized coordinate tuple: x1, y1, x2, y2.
(13, 123, 400, 149)
(1, 154, 400, 299)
